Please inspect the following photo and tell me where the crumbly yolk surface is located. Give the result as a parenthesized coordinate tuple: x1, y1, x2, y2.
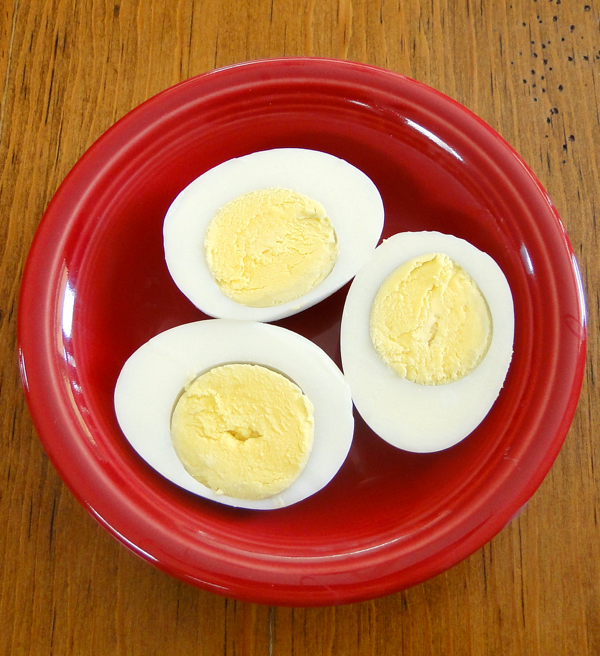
(370, 253, 492, 385)
(204, 188, 338, 307)
(171, 363, 314, 500)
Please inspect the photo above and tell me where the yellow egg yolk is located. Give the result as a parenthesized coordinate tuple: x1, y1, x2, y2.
(170, 363, 314, 500)
(204, 188, 338, 307)
(370, 252, 492, 385)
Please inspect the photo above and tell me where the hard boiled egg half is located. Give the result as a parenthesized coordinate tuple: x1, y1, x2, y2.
(163, 148, 384, 322)
(114, 320, 355, 510)
(341, 231, 515, 453)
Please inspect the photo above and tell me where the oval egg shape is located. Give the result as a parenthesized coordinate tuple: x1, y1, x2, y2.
(340, 231, 515, 453)
(163, 148, 384, 322)
(114, 320, 355, 509)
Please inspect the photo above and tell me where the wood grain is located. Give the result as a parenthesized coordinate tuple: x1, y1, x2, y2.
(1, 0, 598, 654)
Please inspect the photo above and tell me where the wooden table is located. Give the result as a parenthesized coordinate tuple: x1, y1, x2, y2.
(1, 0, 598, 653)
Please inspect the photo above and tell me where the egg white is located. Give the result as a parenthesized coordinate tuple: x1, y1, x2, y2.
(340, 231, 515, 453)
(163, 148, 384, 322)
(114, 320, 355, 509)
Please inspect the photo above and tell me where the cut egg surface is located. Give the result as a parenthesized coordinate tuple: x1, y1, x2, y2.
(163, 148, 384, 322)
(114, 320, 355, 510)
(340, 231, 515, 453)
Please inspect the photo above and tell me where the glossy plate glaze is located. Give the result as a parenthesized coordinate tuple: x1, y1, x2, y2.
(18, 58, 586, 606)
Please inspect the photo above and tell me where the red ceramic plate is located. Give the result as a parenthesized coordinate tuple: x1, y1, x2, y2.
(18, 58, 586, 606)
